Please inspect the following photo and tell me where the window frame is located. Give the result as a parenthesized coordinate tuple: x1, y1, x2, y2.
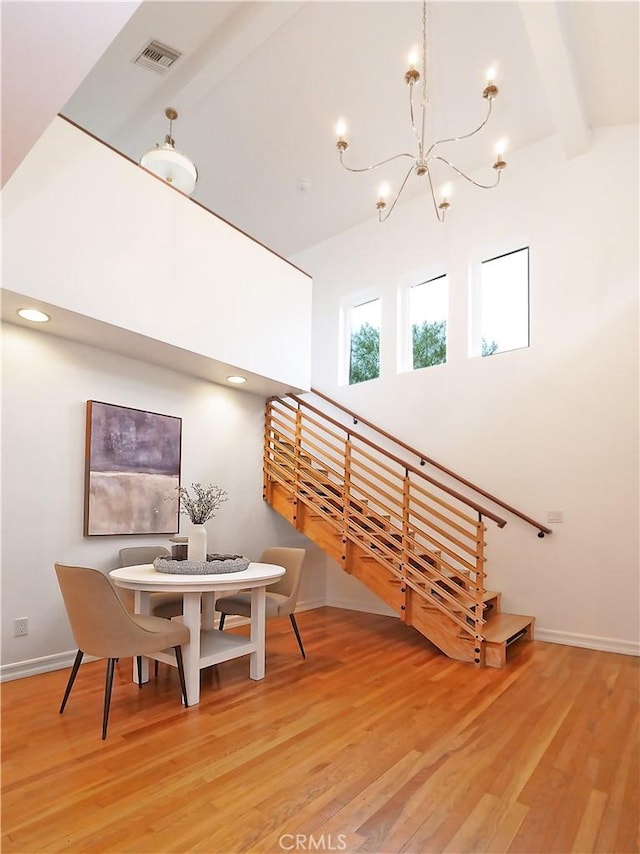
(407, 272, 449, 372)
(398, 268, 448, 373)
(340, 294, 382, 386)
(469, 245, 530, 359)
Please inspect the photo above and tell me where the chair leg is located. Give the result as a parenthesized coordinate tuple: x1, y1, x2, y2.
(102, 658, 116, 740)
(218, 613, 226, 631)
(174, 646, 189, 707)
(59, 649, 84, 714)
(289, 614, 306, 659)
(136, 656, 143, 688)
(154, 660, 159, 678)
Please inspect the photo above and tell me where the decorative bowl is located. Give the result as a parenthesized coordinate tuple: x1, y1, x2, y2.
(153, 554, 250, 575)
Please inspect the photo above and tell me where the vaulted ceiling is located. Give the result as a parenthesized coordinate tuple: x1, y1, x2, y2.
(3, 1, 639, 259)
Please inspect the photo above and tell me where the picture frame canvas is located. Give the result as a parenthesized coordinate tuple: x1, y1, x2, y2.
(84, 401, 182, 536)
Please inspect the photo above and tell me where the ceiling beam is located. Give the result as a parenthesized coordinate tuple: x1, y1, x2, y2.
(113, 2, 306, 149)
(176, 1, 307, 111)
(519, 1, 590, 159)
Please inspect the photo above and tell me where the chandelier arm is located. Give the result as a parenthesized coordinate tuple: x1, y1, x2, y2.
(425, 166, 445, 223)
(339, 150, 415, 174)
(429, 155, 503, 190)
(378, 163, 416, 222)
(424, 98, 493, 159)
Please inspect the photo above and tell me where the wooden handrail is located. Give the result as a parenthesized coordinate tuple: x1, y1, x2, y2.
(308, 387, 552, 537)
(275, 394, 508, 528)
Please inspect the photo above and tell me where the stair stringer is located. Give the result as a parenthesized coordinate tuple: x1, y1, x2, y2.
(266, 481, 477, 662)
(407, 600, 477, 663)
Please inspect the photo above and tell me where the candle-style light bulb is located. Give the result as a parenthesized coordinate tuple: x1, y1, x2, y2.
(438, 184, 451, 213)
(377, 182, 390, 211)
(405, 46, 420, 84)
(336, 118, 349, 153)
(493, 138, 508, 171)
(483, 66, 499, 100)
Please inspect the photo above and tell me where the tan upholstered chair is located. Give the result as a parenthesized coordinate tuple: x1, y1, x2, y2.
(118, 546, 183, 619)
(55, 564, 190, 739)
(216, 547, 307, 658)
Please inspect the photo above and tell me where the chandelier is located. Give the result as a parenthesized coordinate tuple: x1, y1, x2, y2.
(140, 108, 198, 196)
(335, 0, 507, 222)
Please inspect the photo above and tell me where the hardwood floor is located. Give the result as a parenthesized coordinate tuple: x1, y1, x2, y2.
(1, 607, 638, 854)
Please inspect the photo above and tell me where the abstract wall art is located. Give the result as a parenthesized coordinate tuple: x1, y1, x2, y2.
(84, 401, 182, 536)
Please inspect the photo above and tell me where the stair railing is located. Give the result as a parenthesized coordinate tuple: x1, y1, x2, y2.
(309, 387, 552, 538)
(264, 395, 498, 639)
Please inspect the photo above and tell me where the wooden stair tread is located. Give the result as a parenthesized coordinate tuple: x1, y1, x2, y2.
(446, 589, 498, 604)
(483, 613, 534, 643)
(427, 587, 498, 602)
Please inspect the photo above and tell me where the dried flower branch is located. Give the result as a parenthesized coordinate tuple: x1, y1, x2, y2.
(175, 482, 229, 524)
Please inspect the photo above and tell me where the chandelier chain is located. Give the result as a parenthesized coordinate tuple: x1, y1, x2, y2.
(422, 0, 427, 106)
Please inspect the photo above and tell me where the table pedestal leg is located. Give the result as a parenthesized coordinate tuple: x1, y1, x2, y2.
(249, 586, 266, 680)
(201, 591, 216, 629)
(133, 591, 151, 684)
(182, 592, 202, 705)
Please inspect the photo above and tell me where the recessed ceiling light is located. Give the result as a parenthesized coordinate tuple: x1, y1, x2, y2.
(226, 375, 247, 384)
(17, 308, 50, 323)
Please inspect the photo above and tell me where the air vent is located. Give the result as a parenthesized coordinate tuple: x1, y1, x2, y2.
(134, 40, 181, 74)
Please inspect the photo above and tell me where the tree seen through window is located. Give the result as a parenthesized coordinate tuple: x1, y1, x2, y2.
(349, 322, 380, 384)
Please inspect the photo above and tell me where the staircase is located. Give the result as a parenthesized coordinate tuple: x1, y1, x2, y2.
(263, 393, 540, 667)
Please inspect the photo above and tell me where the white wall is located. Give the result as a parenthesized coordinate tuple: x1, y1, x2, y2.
(0, 323, 326, 675)
(294, 125, 639, 653)
(2, 116, 312, 391)
(1, 1, 141, 186)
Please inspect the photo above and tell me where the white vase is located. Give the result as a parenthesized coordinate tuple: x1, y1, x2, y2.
(187, 523, 207, 562)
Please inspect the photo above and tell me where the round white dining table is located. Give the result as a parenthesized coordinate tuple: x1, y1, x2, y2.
(109, 561, 285, 705)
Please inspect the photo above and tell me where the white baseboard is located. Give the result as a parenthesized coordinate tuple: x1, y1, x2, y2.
(0, 650, 98, 682)
(324, 596, 398, 618)
(534, 628, 640, 657)
(296, 597, 327, 613)
(3, 611, 637, 681)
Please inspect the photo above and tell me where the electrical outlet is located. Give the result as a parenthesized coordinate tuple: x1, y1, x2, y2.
(14, 618, 28, 637)
(547, 510, 564, 524)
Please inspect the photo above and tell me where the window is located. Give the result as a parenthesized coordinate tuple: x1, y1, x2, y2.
(349, 298, 380, 384)
(409, 274, 448, 369)
(473, 247, 529, 357)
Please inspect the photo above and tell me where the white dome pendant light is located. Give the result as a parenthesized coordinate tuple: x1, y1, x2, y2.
(140, 107, 198, 195)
